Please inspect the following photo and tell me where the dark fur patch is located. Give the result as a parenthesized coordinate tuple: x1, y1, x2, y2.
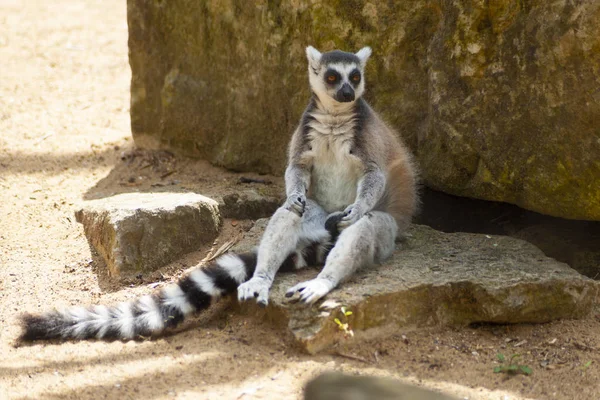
(303, 243, 323, 266)
(321, 50, 360, 65)
(19, 312, 70, 341)
(300, 97, 317, 146)
(349, 69, 361, 86)
(350, 98, 371, 160)
(279, 253, 299, 272)
(157, 292, 186, 329)
(324, 69, 342, 86)
(102, 308, 126, 339)
(178, 276, 212, 311)
(325, 213, 344, 241)
(204, 262, 239, 293)
(77, 312, 101, 339)
(102, 326, 122, 340)
(130, 300, 154, 337)
(237, 252, 258, 279)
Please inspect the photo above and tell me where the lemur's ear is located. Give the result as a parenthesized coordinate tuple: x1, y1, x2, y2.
(306, 46, 322, 71)
(355, 46, 372, 67)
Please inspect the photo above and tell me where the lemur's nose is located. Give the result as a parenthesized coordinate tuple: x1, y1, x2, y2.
(337, 83, 355, 102)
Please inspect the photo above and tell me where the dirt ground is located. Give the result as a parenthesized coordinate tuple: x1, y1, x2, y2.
(1, 1, 599, 399)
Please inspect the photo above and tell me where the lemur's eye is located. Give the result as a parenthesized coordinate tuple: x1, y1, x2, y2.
(324, 69, 340, 84)
(350, 69, 361, 84)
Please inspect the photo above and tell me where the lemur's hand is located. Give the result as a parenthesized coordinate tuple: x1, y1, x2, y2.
(284, 193, 306, 217)
(338, 203, 365, 230)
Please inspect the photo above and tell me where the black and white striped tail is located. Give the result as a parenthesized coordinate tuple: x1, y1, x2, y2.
(18, 252, 260, 342)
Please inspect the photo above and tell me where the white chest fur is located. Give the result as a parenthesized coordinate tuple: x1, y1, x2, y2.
(305, 111, 363, 213)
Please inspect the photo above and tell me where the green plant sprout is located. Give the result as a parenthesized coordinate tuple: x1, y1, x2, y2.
(334, 306, 354, 338)
(494, 353, 532, 376)
(581, 360, 593, 371)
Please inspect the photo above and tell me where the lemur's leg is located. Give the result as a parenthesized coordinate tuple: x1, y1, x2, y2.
(286, 211, 397, 304)
(237, 199, 329, 306)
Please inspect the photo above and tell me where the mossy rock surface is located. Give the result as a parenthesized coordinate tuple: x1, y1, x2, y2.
(235, 221, 598, 354)
(128, 0, 600, 220)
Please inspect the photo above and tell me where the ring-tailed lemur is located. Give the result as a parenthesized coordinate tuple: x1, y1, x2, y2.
(18, 46, 417, 342)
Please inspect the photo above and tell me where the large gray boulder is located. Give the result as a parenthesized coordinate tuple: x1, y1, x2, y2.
(76, 192, 221, 276)
(235, 221, 598, 354)
(127, 0, 600, 221)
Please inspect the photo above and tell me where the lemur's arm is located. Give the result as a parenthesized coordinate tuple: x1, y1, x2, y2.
(283, 164, 310, 216)
(337, 161, 385, 229)
(285, 163, 310, 197)
(283, 126, 312, 215)
(355, 161, 386, 211)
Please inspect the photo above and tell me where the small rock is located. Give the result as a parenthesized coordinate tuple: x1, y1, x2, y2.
(220, 190, 281, 220)
(304, 372, 457, 400)
(75, 192, 221, 276)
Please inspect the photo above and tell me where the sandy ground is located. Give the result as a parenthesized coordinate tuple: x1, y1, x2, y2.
(1, 1, 599, 399)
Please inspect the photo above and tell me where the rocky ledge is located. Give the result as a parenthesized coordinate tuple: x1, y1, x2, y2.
(235, 221, 598, 354)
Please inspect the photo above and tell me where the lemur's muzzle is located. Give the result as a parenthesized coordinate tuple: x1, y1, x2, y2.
(335, 83, 355, 103)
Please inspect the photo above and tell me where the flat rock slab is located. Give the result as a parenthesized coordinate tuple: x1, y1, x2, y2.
(76, 192, 221, 276)
(235, 221, 598, 354)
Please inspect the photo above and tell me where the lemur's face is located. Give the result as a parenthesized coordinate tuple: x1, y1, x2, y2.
(306, 46, 372, 104)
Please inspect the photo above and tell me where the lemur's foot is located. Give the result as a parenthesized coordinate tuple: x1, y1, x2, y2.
(237, 277, 271, 307)
(284, 194, 306, 217)
(285, 278, 334, 304)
